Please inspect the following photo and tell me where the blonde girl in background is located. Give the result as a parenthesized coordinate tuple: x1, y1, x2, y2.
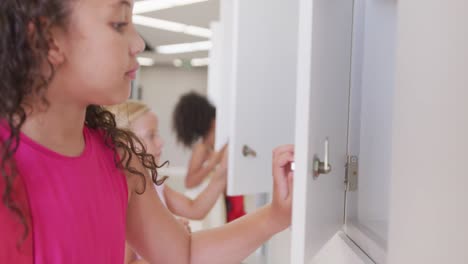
(108, 101, 229, 264)
(108, 101, 227, 221)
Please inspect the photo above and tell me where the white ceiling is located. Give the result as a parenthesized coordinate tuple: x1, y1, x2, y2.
(135, 0, 220, 66)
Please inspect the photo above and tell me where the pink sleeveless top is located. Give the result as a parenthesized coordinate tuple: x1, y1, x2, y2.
(0, 125, 128, 263)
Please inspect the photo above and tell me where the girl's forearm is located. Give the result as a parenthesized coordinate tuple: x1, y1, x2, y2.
(185, 163, 216, 188)
(189, 171, 226, 219)
(167, 167, 225, 220)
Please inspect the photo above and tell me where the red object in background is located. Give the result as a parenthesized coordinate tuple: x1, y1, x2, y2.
(225, 195, 246, 222)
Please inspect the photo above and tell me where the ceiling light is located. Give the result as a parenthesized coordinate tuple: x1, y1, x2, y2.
(133, 15, 212, 38)
(133, 0, 210, 14)
(173, 59, 184, 67)
(137, 57, 155, 66)
(157, 41, 212, 54)
(190, 57, 209, 67)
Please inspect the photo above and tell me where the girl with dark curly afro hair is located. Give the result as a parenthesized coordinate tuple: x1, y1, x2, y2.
(0, 0, 294, 263)
(172, 92, 223, 188)
(172, 92, 247, 222)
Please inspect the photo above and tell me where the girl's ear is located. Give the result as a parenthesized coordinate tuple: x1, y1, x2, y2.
(27, 19, 66, 66)
(46, 26, 66, 66)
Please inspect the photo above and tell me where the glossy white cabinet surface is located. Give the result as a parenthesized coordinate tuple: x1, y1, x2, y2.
(291, 0, 356, 262)
(291, 0, 398, 263)
(208, 21, 230, 152)
(218, 0, 298, 195)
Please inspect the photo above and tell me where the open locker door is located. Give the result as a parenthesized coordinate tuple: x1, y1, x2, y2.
(222, 0, 299, 196)
(291, 0, 368, 262)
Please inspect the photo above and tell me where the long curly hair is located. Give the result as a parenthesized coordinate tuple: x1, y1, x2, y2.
(172, 91, 216, 148)
(0, 0, 165, 242)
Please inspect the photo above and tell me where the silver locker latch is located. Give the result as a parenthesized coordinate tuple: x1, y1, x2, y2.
(345, 155, 359, 191)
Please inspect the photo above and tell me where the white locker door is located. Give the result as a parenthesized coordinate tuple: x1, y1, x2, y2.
(291, 0, 360, 262)
(208, 21, 230, 151)
(225, 0, 299, 195)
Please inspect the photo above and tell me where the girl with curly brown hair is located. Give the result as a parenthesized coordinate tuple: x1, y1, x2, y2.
(0, 0, 294, 263)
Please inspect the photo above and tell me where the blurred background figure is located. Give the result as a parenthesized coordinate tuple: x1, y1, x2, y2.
(173, 91, 245, 223)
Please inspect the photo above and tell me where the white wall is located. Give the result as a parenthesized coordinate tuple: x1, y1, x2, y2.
(139, 66, 208, 168)
(388, 0, 468, 263)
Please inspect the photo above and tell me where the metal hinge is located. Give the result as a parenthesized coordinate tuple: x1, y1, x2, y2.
(345, 155, 359, 191)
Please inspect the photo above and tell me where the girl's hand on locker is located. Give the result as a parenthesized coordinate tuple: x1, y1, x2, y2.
(270, 144, 294, 229)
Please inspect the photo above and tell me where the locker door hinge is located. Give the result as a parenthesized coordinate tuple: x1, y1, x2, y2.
(345, 155, 359, 191)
